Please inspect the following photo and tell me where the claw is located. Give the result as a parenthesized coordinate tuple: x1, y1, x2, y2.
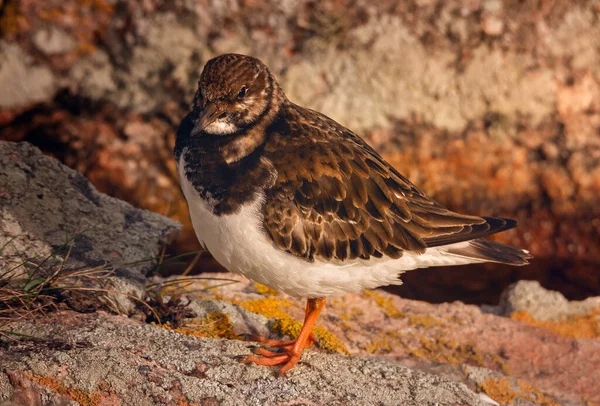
(241, 297, 326, 376)
(252, 347, 283, 357)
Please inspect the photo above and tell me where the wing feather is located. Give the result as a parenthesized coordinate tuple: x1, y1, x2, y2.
(261, 105, 518, 262)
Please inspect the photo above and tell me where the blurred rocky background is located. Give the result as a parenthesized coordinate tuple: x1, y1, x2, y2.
(1, 0, 599, 304)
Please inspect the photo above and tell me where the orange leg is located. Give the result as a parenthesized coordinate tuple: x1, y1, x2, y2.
(245, 301, 317, 350)
(243, 297, 326, 375)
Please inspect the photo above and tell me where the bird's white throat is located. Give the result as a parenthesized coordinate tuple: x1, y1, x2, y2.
(204, 120, 238, 135)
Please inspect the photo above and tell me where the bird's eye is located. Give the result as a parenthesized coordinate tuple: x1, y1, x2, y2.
(218, 112, 227, 119)
(238, 86, 247, 98)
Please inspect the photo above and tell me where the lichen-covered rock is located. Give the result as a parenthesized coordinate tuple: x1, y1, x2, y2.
(0, 311, 487, 406)
(2, 0, 600, 304)
(492, 280, 600, 321)
(0, 141, 181, 313)
(169, 273, 600, 405)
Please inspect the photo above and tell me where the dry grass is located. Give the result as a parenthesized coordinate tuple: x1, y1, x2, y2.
(1, 228, 241, 339)
(1, 228, 166, 334)
(143, 274, 239, 327)
(0, 230, 114, 336)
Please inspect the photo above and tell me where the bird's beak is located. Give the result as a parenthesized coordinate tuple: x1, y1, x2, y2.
(191, 102, 220, 136)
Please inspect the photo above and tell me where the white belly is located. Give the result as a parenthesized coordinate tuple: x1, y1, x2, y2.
(178, 155, 485, 298)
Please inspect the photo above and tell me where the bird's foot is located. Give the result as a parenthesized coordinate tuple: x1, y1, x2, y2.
(241, 297, 326, 376)
(243, 345, 303, 376)
(242, 334, 317, 375)
(244, 333, 316, 351)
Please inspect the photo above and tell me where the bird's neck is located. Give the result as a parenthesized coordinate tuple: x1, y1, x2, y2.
(176, 81, 285, 215)
(219, 78, 286, 164)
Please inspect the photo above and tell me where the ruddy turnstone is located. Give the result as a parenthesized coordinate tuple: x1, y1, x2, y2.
(175, 53, 531, 375)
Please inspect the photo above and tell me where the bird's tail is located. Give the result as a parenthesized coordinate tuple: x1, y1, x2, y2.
(445, 238, 532, 266)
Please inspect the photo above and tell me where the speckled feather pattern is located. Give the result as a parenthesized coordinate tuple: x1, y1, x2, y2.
(175, 54, 530, 297)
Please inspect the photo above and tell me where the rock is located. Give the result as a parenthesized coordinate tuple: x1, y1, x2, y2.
(0, 312, 486, 406)
(1, 0, 600, 308)
(31, 27, 77, 55)
(481, 15, 504, 36)
(172, 273, 600, 404)
(0, 141, 181, 313)
(0, 43, 57, 109)
(186, 299, 271, 338)
(492, 280, 600, 321)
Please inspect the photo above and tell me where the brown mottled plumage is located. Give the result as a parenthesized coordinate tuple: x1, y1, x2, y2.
(175, 53, 531, 375)
(261, 103, 526, 263)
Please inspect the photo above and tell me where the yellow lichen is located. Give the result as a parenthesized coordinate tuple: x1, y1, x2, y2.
(363, 290, 402, 318)
(339, 306, 365, 321)
(230, 296, 348, 354)
(409, 314, 446, 328)
(164, 312, 238, 340)
(409, 336, 483, 366)
(313, 325, 349, 354)
(478, 377, 559, 406)
(270, 317, 303, 339)
(364, 329, 510, 373)
(511, 309, 600, 338)
(25, 373, 103, 406)
(234, 296, 293, 319)
(270, 317, 349, 354)
(254, 283, 280, 296)
(364, 338, 394, 354)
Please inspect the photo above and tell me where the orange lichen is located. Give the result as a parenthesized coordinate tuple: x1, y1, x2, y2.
(479, 377, 518, 404)
(517, 379, 560, 406)
(175, 398, 200, 406)
(511, 309, 600, 338)
(164, 312, 238, 340)
(478, 377, 559, 406)
(0, 1, 24, 37)
(254, 283, 280, 296)
(363, 290, 402, 318)
(36, 0, 115, 57)
(24, 373, 103, 406)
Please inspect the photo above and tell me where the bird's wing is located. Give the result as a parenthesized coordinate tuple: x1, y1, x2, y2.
(261, 107, 516, 262)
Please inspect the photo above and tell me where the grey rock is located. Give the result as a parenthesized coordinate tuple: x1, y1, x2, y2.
(69, 50, 118, 102)
(187, 298, 271, 337)
(0, 42, 57, 109)
(0, 141, 181, 313)
(72, 13, 205, 113)
(1, 312, 486, 406)
(490, 280, 600, 321)
(32, 27, 77, 55)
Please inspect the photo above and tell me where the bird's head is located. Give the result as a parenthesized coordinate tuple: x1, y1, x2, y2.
(191, 54, 281, 136)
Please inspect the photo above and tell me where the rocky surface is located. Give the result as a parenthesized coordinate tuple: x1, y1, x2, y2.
(0, 312, 489, 406)
(3, 276, 599, 405)
(1, 144, 598, 405)
(490, 280, 600, 322)
(0, 0, 599, 303)
(0, 141, 180, 313)
(155, 274, 600, 405)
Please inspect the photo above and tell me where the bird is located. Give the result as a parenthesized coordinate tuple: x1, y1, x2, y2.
(174, 53, 531, 376)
